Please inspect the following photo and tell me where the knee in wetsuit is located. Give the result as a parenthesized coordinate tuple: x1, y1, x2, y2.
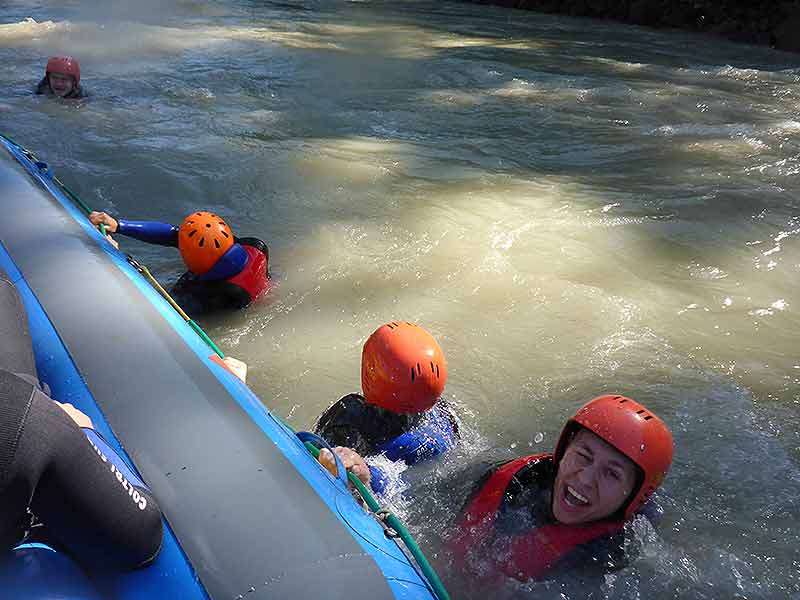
(0, 370, 163, 570)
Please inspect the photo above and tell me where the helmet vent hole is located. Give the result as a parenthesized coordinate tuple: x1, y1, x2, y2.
(410, 368, 415, 382)
(386, 323, 396, 329)
(618, 398, 628, 403)
(636, 409, 645, 415)
(430, 361, 435, 373)
(644, 415, 653, 420)
(214, 239, 220, 249)
(198, 237, 205, 247)
(188, 229, 197, 238)
(206, 223, 211, 228)
(392, 322, 399, 327)
(221, 230, 229, 238)
(416, 363, 421, 375)
(436, 364, 440, 377)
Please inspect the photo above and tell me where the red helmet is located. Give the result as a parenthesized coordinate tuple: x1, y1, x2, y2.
(178, 212, 235, 275)
(46, 56, 80, 84)
(554, 394, 673, 520)
(361, 322, 447, 414)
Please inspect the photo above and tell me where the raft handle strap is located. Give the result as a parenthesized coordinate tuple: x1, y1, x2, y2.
(375, 508, 399, 538)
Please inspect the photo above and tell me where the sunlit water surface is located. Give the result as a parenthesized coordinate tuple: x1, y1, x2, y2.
(2, 1, 799, 597)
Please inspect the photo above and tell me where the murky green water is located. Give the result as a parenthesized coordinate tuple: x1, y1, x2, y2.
(2, 1, 799, 598)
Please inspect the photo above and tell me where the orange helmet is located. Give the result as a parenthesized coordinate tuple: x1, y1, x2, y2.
(178, 212, 235, 276)
(46, 56, 80, 84)
(554, 394, 673, 520)
(361, 322, 447, 414)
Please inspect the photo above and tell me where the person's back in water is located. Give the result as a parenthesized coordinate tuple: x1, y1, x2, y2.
(314, 322, 459, 493)
(89, 211, 269, 314)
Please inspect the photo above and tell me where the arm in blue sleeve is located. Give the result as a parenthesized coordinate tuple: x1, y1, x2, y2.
(368, 465, 390, 495)
(116, 220, 179, 247)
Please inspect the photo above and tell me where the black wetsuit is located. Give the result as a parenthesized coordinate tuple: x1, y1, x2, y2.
(0, 276, 162, 570)
(314, 393, 431, 456)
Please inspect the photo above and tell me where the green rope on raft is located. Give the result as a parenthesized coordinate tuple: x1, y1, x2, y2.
(132, 260, 225, 360)
(2, 132, 451, 600)
(302, 441, 452, 600)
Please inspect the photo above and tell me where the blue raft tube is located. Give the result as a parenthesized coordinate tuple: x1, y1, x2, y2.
(0, 133, 448, 600)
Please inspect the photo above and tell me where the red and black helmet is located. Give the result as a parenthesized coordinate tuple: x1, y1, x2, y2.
(361, 322, 447, 414)
(554, 394, 673, 520)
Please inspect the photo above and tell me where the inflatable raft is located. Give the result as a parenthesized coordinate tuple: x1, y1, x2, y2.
(0, 134, 441, 600)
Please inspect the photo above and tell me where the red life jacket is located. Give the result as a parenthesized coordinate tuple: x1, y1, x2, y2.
(451, 454, 624, 582)
(226, 244, 268, 302)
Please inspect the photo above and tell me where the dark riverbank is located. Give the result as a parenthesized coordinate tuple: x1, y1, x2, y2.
(465, 0, 800, 54)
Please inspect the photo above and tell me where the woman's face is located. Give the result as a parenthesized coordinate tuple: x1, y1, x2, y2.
(552, 429, 638, 525)
(49, 72, 75, 97)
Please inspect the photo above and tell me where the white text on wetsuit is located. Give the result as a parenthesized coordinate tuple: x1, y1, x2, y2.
(87, 438, 148, 511)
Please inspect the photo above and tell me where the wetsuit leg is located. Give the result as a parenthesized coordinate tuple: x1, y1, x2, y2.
(0, 274, 37, 379)
(0, 370, 163, 570)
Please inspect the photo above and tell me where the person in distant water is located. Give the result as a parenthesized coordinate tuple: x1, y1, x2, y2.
(89, 211, 269, 314)
(315, 321, 459, 493)
(0, 272, 162, 570)
(322, 394, 673, 582)
(35, 56, 86, 99)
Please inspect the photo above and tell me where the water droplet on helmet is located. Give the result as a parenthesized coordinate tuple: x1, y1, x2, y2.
(640, 443, 646, 451)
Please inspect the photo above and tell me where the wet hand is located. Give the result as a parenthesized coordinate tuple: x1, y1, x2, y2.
(222, 356, 248, 383)
(318, 446, 371, 487)
(55, 401, 94, 429)
(88, 211, 119, 233)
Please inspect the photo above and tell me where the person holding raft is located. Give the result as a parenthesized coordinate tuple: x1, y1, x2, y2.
(315, 321, 459, 493)
(322, 394, 673, 581)
(35, 56, 86, 99)
(0, 273, 163, 570)
(89, 210, 269, 313)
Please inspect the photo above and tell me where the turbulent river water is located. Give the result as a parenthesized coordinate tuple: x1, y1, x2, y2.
(2, 1, 800, 598)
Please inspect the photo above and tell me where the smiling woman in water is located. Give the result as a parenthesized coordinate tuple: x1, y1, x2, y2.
(448, 394, 673, 582)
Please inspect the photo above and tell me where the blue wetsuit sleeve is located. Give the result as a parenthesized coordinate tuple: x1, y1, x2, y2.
(368, 465, 390, 495)
(116, 220, 179, 247)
